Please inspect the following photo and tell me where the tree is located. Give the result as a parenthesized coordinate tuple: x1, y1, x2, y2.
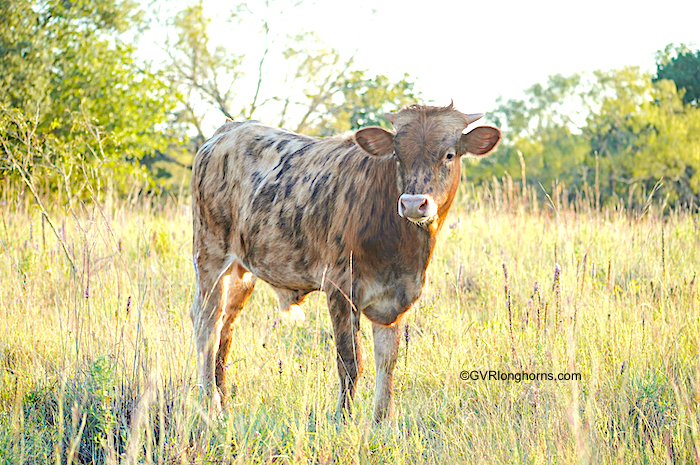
(163, 1, 243, 149)
(475, 64, 700, 208)
(308, 70, 418, 136)
(621, 79, 700, 205)
(585, 66, 700, 206)
(654, 43, 700, 107)
(0, 0, 175, 199)
(469, 73, 591, 191)
(583, 67, 653, 201)
(161, 1, 420, 144)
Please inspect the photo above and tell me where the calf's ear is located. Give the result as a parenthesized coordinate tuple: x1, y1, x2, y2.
(457, 126, 501, 157)
(355, 127, 395, 157)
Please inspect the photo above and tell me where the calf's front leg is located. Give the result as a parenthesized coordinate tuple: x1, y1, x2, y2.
(327, 289, 363, 421)
(372, 318, 402, 423)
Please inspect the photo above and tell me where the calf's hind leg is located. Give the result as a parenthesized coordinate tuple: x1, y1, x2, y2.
(215, 263, 256, 401)
(191, 256, 229, 410)
(192, 258, 255, 410)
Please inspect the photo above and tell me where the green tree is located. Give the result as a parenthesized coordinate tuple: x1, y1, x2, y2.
(654, 43, 700, 107)
(583, 67, 653, 201)
(309, 70, 418, 136)
(476, 64, 700, 208)
(621, 79, 700, 205)
(469, 73, 591, 191)
(585, 66, 700, 206)
(0, 0, 174, 199)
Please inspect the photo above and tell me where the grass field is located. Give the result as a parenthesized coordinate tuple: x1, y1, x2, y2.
(0, 183, 698, 464)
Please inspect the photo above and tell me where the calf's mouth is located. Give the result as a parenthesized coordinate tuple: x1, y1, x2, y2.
(398, 193, 437, 224)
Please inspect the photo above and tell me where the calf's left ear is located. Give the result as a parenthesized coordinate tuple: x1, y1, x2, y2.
(355, 127, 395, 157)
(457, 126, 501, 157)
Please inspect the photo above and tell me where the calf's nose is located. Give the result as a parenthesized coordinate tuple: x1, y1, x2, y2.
(398, 194, 437, 221)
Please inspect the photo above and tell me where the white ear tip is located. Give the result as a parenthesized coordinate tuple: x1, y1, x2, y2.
(467, 113, 484, 124)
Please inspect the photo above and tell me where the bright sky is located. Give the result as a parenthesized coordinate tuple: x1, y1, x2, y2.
(150, 0, 699, 129)
(299, 0, 699, 115)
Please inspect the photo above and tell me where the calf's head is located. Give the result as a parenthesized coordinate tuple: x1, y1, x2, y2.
(355, 104, 501, 227)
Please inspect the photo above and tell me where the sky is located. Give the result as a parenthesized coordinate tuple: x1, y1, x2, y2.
(152, 0, 700, 129)
(289, 0, 699, 114)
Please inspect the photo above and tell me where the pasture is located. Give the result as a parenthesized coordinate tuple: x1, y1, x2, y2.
(0, 183, 698, 464)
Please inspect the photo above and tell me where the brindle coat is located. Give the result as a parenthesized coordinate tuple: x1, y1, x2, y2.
(191, 103, 500, 421)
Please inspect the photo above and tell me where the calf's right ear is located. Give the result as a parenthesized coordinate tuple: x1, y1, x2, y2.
(355, 127, 395, 157)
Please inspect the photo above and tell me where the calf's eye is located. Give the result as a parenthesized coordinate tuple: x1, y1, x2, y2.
(445, 152, 455, 162)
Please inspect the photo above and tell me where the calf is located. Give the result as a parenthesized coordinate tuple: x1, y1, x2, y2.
(191, 103, 500, 421)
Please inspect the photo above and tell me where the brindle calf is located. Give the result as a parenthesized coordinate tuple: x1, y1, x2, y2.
(191, 103, 500, 421)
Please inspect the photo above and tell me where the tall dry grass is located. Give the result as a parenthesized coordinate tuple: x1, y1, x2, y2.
(0, 178, 698, 464)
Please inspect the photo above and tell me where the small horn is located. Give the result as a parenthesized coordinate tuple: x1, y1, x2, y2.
(384, 112, 396, 124)
(467, 113, 484, 124)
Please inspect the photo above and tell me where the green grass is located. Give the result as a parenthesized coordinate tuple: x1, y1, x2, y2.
(0, 185, 698, 464)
